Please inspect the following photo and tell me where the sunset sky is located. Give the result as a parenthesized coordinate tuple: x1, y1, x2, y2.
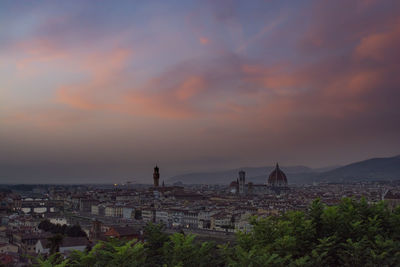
(1, 0, 400, 183)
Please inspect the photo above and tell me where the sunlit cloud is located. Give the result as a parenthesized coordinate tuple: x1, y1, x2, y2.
(199, 37, 210, 45)
(0, 0, 399, 182)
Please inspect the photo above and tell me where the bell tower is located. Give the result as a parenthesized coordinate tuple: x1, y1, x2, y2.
(239, 170, 246, 195)
(153, 165, 160, 187)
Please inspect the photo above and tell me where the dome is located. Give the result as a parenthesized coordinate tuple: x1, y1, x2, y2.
(268, 163, 288, 187)
(229, 181, 238, 188)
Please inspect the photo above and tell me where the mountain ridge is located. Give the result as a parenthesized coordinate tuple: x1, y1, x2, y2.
(315, 155, 400, 183)
(167, 155, 400, 185)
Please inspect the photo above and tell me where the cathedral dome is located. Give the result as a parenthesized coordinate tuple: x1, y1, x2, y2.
(229, 181, 238, 188)
(268, 163, 288, 187)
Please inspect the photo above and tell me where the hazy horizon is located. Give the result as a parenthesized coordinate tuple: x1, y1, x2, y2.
(0, 153, 399, 184)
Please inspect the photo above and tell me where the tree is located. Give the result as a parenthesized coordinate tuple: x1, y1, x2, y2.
(47, 234, 63, 255)
(67, 239, 146, 267)
(163, 233, 223, 267)
(38, 219, 53, 232)
(228, 198, 400, 267)
(309, 198, 324, 238)
(143, 223, 169, 267)
(38, 220, 87, 237)
(35, 253, 68, 267)
(65, 224, 87, 237)
(36, 198, 400, 267)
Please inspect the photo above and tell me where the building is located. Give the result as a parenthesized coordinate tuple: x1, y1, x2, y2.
(183, 211, 199, 229)
(122, 206, 135, 219)
(234, 213, 253, 233)
(153, 166, 160, 187)
(211, 212, 233, 231)
(0, 243, 18, 254)
(104, 226, 140, 240)
(90, 220, 103, 240)
(239, 170, 246, 195)
(168, 209, 184, 228)
(142, 208, 156, 223)
(91, 204, 99, 215)
(268, 163, 288, 187)
(79, 199, 99, 213)
(13, 233, 46, 254)
(198, 209, 216, 229)
(229, 181, 239, 194)
(36, 237, 89, 254)
(229, 164, 289, 195)
(384, 190, 400, 211)
(49, 218, 68, 226)
(105, 205, 123, 218)
(155, 210, 169, 226)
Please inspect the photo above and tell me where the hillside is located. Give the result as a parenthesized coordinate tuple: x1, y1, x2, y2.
(168, 165, 316, 185)
(167, 155, 400, 185)
(316, 155, 400, 182)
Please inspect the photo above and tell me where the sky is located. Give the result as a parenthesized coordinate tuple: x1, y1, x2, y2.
(1, 0, 400, 184)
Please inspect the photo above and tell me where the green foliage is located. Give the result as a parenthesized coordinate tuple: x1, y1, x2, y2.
(67, 239, 146, 267)
(163, 233, 223, 267)
(35, 253, 68, 267)
(36, 198, 400, 267)
(143, 222, 169, 266)
(228, 198, 400, 267)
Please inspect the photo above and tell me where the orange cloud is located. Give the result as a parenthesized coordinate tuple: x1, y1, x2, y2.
(121, 74, 209, 119)
(82, 48, 132, 81)
(199, 37, 210, 45)
(175, 76, 205, 100)
(242, 64, 305, 94)
(355, 22, 400, 61)
(16, 38, 69, 65)
(55, 47, 133, 111)
(57, 63, 205, 119)
(347, 70, 382, 95)
(56, 86, 100, 110)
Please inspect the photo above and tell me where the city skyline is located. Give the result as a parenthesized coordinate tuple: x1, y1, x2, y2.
(1, 0, 400, 183)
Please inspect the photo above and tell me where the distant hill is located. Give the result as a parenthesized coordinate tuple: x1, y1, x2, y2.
(168, 165, 317, 185)
(167, 155, 400, 185)
(316, 155, 400, 182)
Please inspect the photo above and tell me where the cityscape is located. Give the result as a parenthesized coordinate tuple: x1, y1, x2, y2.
(1, 0, 400, 266)
(1, 159, 400, 265)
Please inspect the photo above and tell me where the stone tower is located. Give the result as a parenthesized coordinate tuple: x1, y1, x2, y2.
(153, 165, 160, 187)
(238, 170, 246, 195)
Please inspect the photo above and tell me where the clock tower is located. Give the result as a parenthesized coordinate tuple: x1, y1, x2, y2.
(153, 165, 160, 187)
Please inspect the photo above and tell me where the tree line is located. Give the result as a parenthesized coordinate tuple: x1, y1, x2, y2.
(38, 219, 87, 238)
(36, 198, 400, 266)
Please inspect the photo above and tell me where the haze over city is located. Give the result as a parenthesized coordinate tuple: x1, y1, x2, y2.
(1, 0, 400, 183)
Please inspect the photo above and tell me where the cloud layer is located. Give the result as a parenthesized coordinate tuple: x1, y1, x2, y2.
(1, 0, 399, 183)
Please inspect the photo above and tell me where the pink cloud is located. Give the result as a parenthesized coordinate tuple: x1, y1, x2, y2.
(55, 47, 133, 111)
(175, 76, 205, 100)
(355, 21, 400, 62)
(56, 86, 99, 110)
(199, 37, 210, 45)
(241, 64, 306, 95)
(14, 38, 69, 71)
(4, 0, 400, 139)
